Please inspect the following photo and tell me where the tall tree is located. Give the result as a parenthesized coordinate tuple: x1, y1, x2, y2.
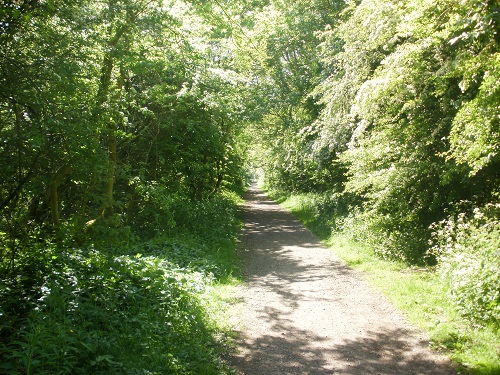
(313, 0, 500, 261)
(233, 0, 343, 192)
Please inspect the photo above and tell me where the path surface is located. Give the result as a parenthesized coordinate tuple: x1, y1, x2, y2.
(229, 185, 455, 375)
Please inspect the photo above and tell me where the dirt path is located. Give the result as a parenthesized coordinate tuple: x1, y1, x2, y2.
(228, 185, 455, 375)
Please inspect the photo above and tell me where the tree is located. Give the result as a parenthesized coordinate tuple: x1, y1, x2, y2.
(234, 0, 343, 192)
(312, 0, 500, 262)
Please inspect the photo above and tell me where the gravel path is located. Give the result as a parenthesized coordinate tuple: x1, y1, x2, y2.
(229, 185, 455, 375)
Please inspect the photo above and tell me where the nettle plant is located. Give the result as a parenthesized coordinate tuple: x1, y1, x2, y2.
(2, 247, 221, 374)
(429, 203, 500, 327)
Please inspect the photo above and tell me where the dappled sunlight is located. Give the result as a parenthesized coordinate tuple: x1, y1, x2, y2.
(230, 186, 455, 374)
(233, 326, 455, 375)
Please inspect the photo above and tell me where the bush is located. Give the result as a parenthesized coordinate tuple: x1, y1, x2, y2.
(128, 178, 241, 245)
(126, 179, 179, 238)
(171, 191, 242, 244)
(286, 192, 353, 235)
(0, 190, 242, 374)
(0, 247, 228, 374)
(335, 204, 430, 265)
(429, 203, 500, 327)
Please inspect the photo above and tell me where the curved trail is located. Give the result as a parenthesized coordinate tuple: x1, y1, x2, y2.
(229, 185, 454, 375)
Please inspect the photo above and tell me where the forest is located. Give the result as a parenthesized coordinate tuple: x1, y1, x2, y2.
(1, 0, 499, 374)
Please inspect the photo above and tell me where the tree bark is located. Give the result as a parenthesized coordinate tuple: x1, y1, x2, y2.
(96, 3, 137, 218)
(46, 164, 72, 230)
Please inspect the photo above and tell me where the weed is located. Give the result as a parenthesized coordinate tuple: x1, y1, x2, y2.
(0, 191, 242, 374)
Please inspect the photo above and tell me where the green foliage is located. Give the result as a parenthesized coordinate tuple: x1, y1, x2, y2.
(0, 191, 242, 374)
(0, 2, 247, 369)
(2, 0, 499, 372)
(449, 54, 500, 175)
(239, 0, 345, 194)
(442, 0, 500, 176)
(301, 0, 500, 264)
(1, 248, 223, 374)
(268, 189, 357, 239)
(0, 0, 249, 246)
(429, 203, 500, 327)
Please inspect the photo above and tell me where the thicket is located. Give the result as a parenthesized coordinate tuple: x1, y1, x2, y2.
(1, 1, 247, 373)
(1, 192, 242, 374)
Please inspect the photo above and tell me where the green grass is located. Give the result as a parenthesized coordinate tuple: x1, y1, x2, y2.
(279, 193, 500, 375)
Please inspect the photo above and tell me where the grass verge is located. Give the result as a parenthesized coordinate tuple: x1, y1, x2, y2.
(278, 192, 500, 375)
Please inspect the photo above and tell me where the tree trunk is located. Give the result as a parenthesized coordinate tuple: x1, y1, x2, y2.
(46, 164, 72, 231)
(103, 121, 117, 217)
(96, 3, 136, 218)
(96, 29, 124, 218)
(48, 181, 60, 228)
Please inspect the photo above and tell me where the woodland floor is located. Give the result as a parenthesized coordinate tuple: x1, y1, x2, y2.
(228, 184, 456, 375)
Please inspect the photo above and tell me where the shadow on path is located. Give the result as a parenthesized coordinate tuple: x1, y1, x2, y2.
(229, 185, 455, 375)
(234, 327, 450, 375)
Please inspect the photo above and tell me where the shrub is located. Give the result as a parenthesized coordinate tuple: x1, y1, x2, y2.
(0, 187, 242, 374)
(171, 191, 242, 244)
(429, 203, 500, 327)
(336, 205, 430, 265)
(0, 246, 231, 374)
(126, 178, 178, 238)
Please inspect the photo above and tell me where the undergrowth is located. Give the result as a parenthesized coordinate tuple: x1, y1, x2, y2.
(0, 191, 242, 375)
(272, 190, 500, 375)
